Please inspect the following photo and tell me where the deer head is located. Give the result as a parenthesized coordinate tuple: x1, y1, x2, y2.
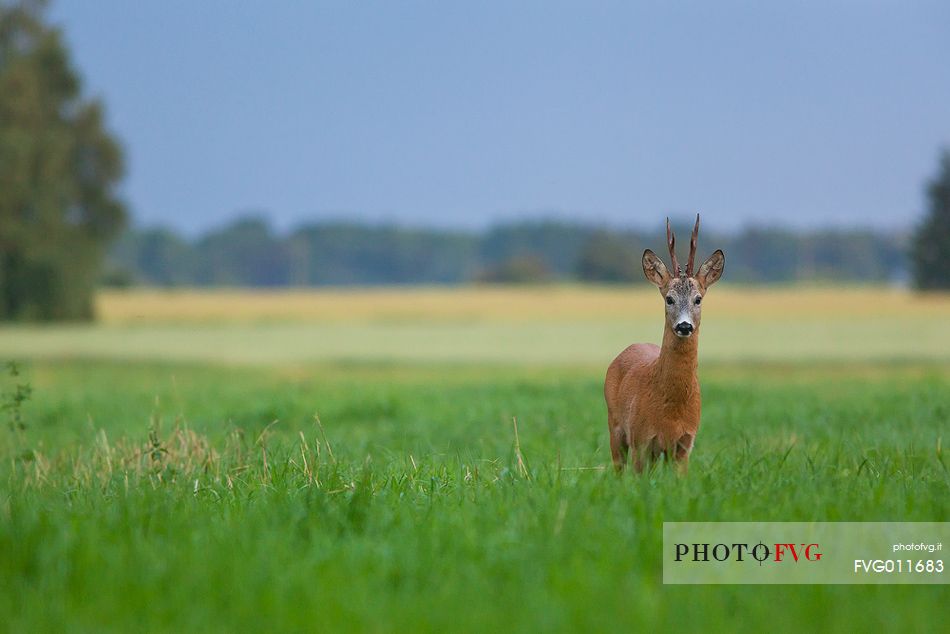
(641, 214, 724, 339)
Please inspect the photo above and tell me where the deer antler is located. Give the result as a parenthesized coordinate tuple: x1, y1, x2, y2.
(686, 213, 700, 276)
(666, 218, 680, 277)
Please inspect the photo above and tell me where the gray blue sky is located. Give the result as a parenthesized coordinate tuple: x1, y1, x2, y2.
(51, 1, 950, 234)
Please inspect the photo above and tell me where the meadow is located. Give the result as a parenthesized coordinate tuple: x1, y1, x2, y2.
(0, 286, 948, 632)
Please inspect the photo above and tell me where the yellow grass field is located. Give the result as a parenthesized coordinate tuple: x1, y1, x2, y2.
(95, 285, 948, 323)
(0, 285, 947, 365)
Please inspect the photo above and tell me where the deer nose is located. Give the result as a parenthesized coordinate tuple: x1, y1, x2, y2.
(674, 321, 694, 336)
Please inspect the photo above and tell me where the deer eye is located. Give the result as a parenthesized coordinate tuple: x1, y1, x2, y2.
(665, 296, 674, 305)
(694, 297, 702, 305)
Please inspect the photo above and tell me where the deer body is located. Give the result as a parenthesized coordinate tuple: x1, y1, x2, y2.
(605, 216, 724, 473)
(606, 328, 700, 472)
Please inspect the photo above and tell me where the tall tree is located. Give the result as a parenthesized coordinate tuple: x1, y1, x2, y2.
(0, 1, 126, 319)
(911, 150, 950, 290)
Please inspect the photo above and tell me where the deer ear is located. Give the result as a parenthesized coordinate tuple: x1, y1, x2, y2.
(642, 249, 670, 287)
(696, 249, 725, 289)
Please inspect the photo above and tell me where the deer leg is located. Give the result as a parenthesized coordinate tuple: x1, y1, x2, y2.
(632, 441, 650, 474)
(674, 457, 689, 476)
(609, 423, 629, 472)
(674, 433, 693, 475)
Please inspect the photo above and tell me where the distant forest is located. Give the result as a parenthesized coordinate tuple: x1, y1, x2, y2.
(105, 218, 908, 287)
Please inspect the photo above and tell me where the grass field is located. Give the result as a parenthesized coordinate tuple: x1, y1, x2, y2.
(1, 287, 948, 632)
(1, 286, 949, 364)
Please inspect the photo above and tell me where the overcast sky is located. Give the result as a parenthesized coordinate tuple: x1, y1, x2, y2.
(51, 1, 950, 235)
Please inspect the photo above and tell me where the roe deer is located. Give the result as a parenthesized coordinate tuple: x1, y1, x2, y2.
(604, 215, 724, 473)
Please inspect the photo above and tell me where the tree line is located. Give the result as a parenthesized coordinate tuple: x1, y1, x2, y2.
(105, 219, 910, 288)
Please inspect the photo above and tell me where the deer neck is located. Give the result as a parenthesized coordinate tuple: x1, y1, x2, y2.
(654, 326, 699, 402)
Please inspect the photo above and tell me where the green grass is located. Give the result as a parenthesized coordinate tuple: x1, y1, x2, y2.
(1, 360, 947, 632)
(2, 316, 949, 364)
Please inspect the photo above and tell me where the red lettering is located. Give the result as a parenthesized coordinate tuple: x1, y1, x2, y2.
(774, 543, 801, 562)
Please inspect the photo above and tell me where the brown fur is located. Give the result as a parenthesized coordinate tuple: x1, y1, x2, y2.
(604, 218, 724, 473)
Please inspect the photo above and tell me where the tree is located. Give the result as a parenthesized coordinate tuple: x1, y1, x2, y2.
(288, 223, 478, 286)
(194, 217, 290, 286)
(108, 227, 195, 286)
(476, 255, 552, 284)
(575, 231, 643, 283)
(0, 1, 126, 319)
(479, 220, 594, 277)
(911, 150, 950, 290)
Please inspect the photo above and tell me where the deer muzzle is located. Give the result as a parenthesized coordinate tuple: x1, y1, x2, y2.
(674, 321, 694, 337)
